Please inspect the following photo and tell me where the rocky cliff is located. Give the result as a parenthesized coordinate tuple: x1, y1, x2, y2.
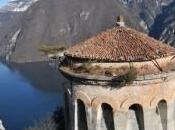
(149, 1, 175, 47)
(0, 0, 175, 63)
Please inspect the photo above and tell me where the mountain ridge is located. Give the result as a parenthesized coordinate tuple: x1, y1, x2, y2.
(149, 1, 175, 46)
(0, 0, 175, 63)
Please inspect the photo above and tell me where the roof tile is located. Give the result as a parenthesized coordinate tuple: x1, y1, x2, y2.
(65, 26, 175, 62)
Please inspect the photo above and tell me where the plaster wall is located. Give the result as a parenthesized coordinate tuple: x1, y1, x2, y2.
(64, 71, 175, 130)
(74, 56, 173, 71)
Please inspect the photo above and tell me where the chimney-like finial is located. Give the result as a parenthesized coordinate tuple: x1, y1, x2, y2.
(116, 16, 125, 27)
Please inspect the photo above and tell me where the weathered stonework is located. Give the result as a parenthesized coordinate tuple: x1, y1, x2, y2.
(57, 23, 175, 130)
(61, 70, 175, 130)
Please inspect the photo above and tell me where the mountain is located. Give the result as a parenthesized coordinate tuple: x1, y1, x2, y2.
(149, 1, 175, 47)
(0, 0, 39, 12)
(0, 0, 175, 63)
(1, 0, 142, 62)
(0, 0, 39, 60)
(0, 11, 22, 57)
(119, 0, 173, 31)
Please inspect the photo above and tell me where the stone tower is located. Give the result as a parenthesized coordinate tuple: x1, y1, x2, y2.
(58, 19, 175, 130)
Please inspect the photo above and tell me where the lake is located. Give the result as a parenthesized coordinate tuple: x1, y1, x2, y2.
(0, 61, 65, 130)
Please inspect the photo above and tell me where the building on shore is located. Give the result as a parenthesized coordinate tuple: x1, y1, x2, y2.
(58, 16, 175, 130)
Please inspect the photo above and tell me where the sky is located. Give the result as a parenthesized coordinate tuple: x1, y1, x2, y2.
(0, 0, 8, 7)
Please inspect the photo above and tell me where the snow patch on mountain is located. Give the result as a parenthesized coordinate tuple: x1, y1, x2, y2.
(139, 20, 148, 31)
(119, 0, 143, 6)
(10, 28, 21, 44)
(119, 0, 172, 7)
(6, 28, 21, 61)
(80, 11, 90, 21)
(0, 0, 39, 12)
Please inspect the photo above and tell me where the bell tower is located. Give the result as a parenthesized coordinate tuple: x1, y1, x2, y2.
(58, 18, 175, 130)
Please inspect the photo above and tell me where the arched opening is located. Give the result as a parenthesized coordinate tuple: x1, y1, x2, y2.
(128, 104, 144, 130)
(77, 99, 88, 130)
(101, 103, 115, 130)
(156, 100, 167, 130)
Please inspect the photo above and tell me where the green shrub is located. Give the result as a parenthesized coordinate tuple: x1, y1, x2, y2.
(71, 63, 91, 73)
(52, 107, 65, 130)
(24, 119, 57, 130)
(117, 67, 137, 85)
(39, 44, 66, 54)
(104, 70, 113, 77)
(24, 107, 65, 130)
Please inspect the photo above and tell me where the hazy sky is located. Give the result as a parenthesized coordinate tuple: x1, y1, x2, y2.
(0, 0, 8, 7)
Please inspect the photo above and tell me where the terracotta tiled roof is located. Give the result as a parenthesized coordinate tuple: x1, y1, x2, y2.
(65, 27, 175, 62)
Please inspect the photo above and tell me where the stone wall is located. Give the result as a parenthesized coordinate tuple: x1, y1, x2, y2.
(64, 71, 175, 130)
(90, 56, 173, 69)
(73, 56, 174, 76)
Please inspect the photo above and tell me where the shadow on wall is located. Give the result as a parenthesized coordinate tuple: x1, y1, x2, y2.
(156, 100, 167, 130)
(102, 103, 115, 130)
(77, 99, 88, 130)
(128, 104, 144, 130)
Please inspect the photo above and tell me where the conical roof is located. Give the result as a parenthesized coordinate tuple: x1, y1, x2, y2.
(65, 26, 175, 62)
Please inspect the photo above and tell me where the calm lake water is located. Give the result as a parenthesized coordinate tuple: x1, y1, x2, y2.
(0, 62, 65, 130)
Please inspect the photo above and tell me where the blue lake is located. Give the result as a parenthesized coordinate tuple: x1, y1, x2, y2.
(0, 62, 65, 130)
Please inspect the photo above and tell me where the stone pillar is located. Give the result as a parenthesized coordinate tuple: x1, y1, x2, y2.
(126, 110, 139, 130)
(91, 108, 99, 130)
(167, 102, 175, 130)
(144, 108, 162, 130)
(74, 101, 78, 130)
(114, 111, 128, 130)
(86, 107, 92, 130)
(69, 101, 75, 130)
(70, 98, 74, 130)
(94, 107, 111, 130)
(96, 108, 105, 130)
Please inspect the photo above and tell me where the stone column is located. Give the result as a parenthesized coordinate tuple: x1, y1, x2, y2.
(96, 108, 105, 130)
(91, 108, 99, 130)
(126, 110, 139, 130)
(74, 101, 78, 130)
(94, 107, 111, 130)
(143, 108, 161, 130)
(167, 102, 175, 130)
(86, 107, 92, 130)
(144, 109, 159, 130)
(114, 111, 128, 130)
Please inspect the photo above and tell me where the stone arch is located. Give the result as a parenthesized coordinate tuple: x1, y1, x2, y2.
(128, 104, 145, 130)
(120, 96, 146, 111)
(77, 99, 88, 130)
(91, 96, 119, 112)
(75, 91, 91, 107)
(101, 103, 115, 130)
(156, 100, 167, 130)
(150, 95, 170, 108)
